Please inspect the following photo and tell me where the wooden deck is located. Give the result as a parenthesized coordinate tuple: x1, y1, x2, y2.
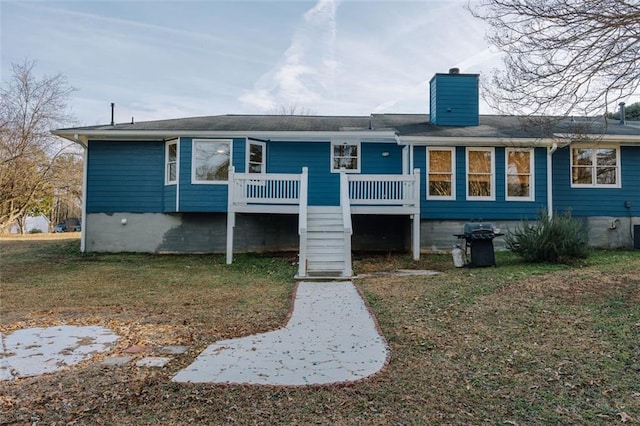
(226, 167, 421, 277)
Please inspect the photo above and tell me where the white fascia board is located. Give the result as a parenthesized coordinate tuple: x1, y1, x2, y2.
(51, 129, 398, 145)
(553, 133, 640, 145)
(398, 136, 559, 147)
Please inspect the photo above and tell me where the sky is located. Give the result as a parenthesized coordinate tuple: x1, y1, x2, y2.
(0, 0, 504, 127)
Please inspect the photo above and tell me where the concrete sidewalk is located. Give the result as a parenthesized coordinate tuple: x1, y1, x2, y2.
(172, 281, 388, 386)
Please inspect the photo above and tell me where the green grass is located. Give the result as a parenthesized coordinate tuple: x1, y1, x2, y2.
(1, 237, 638, 424)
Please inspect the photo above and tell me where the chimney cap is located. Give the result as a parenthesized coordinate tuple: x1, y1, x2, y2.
(449, 67, 460, 74)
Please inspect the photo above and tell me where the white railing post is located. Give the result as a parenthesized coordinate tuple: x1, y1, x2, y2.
(412, 168, 421, 260)
(298, 167, 308, 278)
(226, 166, 236, 264)
(340, 172, 353, 277)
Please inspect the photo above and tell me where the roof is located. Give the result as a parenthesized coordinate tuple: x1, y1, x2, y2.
(53, 113, 640, 145)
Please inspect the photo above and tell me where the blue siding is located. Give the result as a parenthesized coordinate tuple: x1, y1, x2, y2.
(420, 147, 547, 220)
(268, 141, 403, 206)
(177, 138, 245, 212)
(552, 146, 640, 216)
(429, 73, 479, 126)
(164, 186, 176, 212)
(86, 140, 164, 213)
(361, 143, 403, 174)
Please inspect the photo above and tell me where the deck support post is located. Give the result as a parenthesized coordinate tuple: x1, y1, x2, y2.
(226, 166, 236, 264)
(412, 169, 421, 260)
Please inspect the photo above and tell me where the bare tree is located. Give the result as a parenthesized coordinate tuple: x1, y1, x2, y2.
(271, 104, 315, 115)
(469, 0, 640, 116)
(0, 60, 77, 233)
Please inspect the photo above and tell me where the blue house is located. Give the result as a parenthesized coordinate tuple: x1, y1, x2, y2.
(53, 69, 640, 277)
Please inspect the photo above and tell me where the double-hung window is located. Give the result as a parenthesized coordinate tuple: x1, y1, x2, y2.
(571, 146, 620, 188)
(331, 141, 360, 173)
(466, 147, 495, 200)
(247, 141, 266, 174)
(426, 147, 455, 200)
(192, 139, 232, 184)
(165, 140, 178, 185)
(506, 148, 534, 201)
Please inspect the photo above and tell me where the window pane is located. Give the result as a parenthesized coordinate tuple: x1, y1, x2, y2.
(468, 174, 491, 197)
(508, 151, 530, 173)
(194, 141, 230, 181)
(429, 174, 452, 196)
(468, 150, 491, 173)
(429, 150, 452, 173)
(168, 163, 176, 182)
(334, 144, 358, 157)
(572, 166, 592, 184)
(249, 144, 263, 164)
(573, 148, 592, 166)
(249, 163, 262, 173)
(168, 144, 177, 162)
(596, 148, 616, 166)
(334, 157, 357, 170)
(596, 167, 616, 184)
(507, 175, 530, 197)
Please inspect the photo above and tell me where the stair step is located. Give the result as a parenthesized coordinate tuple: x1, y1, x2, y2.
(307, 262, 346, 272)
(307, 245, 345, 254)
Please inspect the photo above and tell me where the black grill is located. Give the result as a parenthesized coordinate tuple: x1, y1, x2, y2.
(454, 222, 503, 267)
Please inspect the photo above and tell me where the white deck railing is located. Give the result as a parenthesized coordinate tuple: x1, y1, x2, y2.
(231, 170, 303, 205)
(347, 170, 420, 207)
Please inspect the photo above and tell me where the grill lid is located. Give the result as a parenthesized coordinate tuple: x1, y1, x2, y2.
(463, 222, 495, 234)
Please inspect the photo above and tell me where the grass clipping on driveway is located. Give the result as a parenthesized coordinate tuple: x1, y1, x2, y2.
(1, 238, 639, 424)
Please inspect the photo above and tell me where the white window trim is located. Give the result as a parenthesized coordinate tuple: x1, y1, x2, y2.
(570, 144, 621, 188)
(165, 139, 178, 185)
(466, 147, 495, 201)
(426, 147, 456, 200)
(330, 140, 361, 173)
(246, 140, 266, 174)
(505, 148, 535, 202)
(191, 139, 233, 185)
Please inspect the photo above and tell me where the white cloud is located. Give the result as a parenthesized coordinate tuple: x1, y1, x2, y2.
(239, 0, 339, 112)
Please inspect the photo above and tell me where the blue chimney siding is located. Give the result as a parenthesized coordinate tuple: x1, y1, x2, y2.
(429, 73, 479, 126)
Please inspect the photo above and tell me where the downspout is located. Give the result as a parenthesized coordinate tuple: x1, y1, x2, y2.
(75, 134, 88, 253)
(547, 142, 558, 219)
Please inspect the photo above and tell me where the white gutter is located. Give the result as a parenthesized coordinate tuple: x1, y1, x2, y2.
(553, 133, 640, 144)
(52, 129, 399, 145)
(399, 136, 559, 146)
(547, 142, 558, 219)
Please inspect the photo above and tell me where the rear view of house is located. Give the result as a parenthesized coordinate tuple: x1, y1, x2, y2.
(53, 69, 640, 277)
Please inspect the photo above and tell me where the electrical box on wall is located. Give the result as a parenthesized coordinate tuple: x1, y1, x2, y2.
(625, 200, 632, 209)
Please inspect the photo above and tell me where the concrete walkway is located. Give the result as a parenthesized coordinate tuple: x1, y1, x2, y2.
(0, 325, 119, 381)
(173, 281, 388, 386)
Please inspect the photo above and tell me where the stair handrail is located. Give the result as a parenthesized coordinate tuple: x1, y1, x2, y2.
(297, 167, 309, 278)
(340, 170, 354, 277)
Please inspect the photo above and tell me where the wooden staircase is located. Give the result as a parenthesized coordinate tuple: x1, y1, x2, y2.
(303, 206, 352, 278)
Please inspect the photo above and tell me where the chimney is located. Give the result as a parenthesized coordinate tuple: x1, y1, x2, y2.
(619, 102, 626, 125)
(110, 102, 115, 126)
(429, 69, 479, 126)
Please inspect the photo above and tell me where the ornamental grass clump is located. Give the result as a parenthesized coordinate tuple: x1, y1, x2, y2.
(505, 210, 589, 264)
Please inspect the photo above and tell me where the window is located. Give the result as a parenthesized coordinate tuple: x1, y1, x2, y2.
(192, 139, 232, 184)
(165, 140, 178, 185)
(466, 147, 495, 200)
(247, 141, 266, 173)
(571, 146, 620, 187)
(331, 141, 360, 173)
(426, 147, 455, 199)
(506, 148, 534, 201)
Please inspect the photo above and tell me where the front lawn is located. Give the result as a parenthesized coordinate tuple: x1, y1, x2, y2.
(1, 237, 638, 424)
